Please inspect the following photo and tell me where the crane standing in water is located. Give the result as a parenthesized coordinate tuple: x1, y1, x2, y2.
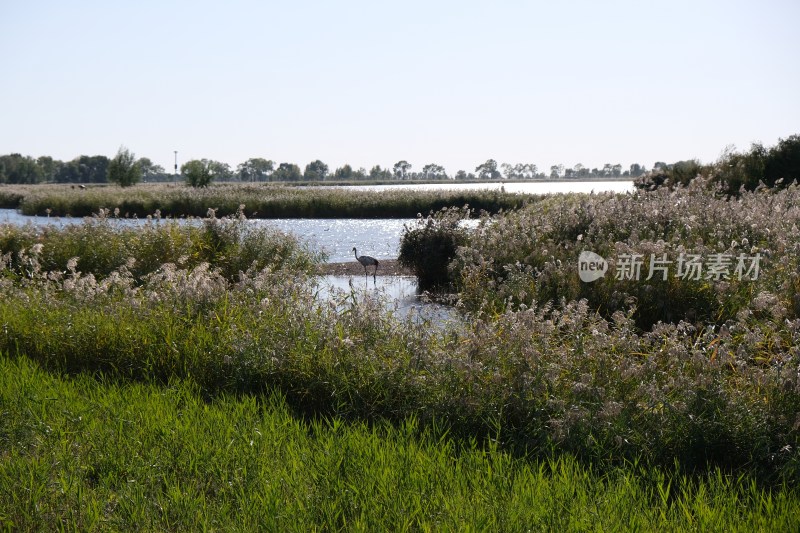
(352, 247, 379, 282)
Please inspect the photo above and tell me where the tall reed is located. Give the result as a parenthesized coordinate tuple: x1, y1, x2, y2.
(1, 182, 532, 218)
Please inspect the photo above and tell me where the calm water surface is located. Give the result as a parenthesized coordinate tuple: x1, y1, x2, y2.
(315, 275, 457, 325)
(0, 209, 411, 263)
(320, 180, 634, 194)
(1, 181, 630, 316)
(0, 180, 633, 262)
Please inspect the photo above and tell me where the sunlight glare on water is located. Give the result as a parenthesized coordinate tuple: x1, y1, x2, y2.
(250, 218, 413, 263)
(316, 180, 635, 194)
(316, 274, 458, 326)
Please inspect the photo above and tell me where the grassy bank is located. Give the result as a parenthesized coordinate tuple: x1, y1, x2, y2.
(1, 355, 797, 531)
(0, 182, 532, 219)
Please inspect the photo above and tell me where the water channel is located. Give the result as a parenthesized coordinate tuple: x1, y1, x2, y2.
(0, 181, 634, 323)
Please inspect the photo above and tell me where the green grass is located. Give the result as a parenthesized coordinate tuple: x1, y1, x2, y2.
(0, 182, 533, 219)
(1, 186, 799, 528)
(1, 354, 797, 531)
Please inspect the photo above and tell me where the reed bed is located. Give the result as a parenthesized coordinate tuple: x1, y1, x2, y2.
(406, 179, 800, 330)
(0, 182, 531, 219)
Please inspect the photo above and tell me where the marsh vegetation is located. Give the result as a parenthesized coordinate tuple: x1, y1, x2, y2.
(0, 182, 798, 529)
(0, 182, 531, 219)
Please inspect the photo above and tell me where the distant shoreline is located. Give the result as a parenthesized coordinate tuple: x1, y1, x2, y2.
(288, 177, 635, 187)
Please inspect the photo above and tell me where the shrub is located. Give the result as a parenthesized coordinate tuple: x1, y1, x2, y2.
(637, 135, 800, 194)
(398, 206, 471, 291)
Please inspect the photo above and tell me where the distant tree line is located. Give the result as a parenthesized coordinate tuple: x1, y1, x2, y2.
(0, 150, 652, 188)
(634, 134, 800, 194)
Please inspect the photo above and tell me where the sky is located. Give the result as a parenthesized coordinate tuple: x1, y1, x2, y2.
(1, 0, 798, 176)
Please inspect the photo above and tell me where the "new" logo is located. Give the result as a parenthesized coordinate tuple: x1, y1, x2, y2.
(578, 251, 608, 282)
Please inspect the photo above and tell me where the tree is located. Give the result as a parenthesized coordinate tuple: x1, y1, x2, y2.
(550, 165, 563, 179)
(238, 158, 274, 182)
(422, 163, 447, 180)
(181, 159, 229, 187)
(571, 163, 590, 178)
(303, 160, 329, 181)
(0, 154, 42, 184)
(629, 163, 645, 177)
(212, 161, 233, 181)
(271, 162, 302, 181)
(671, 160, 703, 187)
(509, 163, 538, 179)
(475, 159, 501, 180)
(369, 165, 392, 180)
(393, 160, 411, 180)
(334, 164, 354, 180)
(37, 156, 59, 182)
(764, 134, 800, 186)
(55, 155, 110, 183)
(107, 146, 141, 187)
(136, 157, 165, 181)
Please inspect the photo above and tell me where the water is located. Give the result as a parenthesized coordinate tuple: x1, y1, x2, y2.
(1, 181, 633, 260)
(0, 209, 71, 226)
(1, 181, 632, 318)
(316, 275, 458, 326)
(317, 180, 634, 195)
(248, 218, 413, 263)
(0, 209, 414, 263)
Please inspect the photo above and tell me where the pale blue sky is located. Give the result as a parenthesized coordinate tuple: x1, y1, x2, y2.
(1, 0, 798, 175)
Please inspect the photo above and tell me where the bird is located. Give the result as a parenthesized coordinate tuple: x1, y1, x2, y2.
(353, 247, 379, 282)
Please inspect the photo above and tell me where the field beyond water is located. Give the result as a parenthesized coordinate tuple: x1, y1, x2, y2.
(0, 182, 531, 219)
(0, 181, 798, 529)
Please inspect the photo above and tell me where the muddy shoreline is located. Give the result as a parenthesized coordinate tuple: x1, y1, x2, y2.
(316, 259, 413, 277)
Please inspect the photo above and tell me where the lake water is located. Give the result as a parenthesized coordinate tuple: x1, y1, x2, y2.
(0, 180, 633, 262)
(321, 180, 634, 195)
(250, 218, 412, 262)
(1, 181, 632, 320)
(0, 210, 412, 263)
(315, 275, 457, 326)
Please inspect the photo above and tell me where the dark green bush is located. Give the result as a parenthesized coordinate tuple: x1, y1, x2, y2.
(398, 207, 471, 291)
(636, 135, 800, 194)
